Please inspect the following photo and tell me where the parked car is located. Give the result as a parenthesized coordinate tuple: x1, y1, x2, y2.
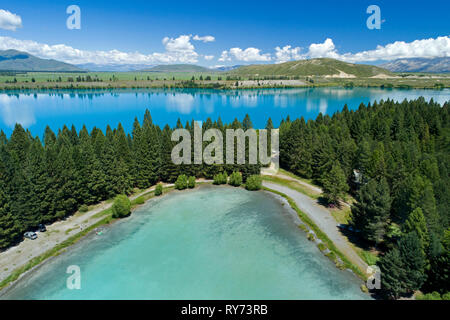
(337, 224, 361, 233)
(38, 224, 46, 232)
(24, 231, 37, 240)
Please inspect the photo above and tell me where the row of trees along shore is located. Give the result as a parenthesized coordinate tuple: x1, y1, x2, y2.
(0, 111, 261, 250)
(280, 97, 449, 298)
(0, 97, 448, 298)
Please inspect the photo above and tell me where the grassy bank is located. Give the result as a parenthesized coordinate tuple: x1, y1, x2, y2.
(263, 186, 367, 280)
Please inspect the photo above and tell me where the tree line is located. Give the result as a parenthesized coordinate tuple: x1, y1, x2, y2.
(0, 111, 261, 250)
(279, 97, 449, 298)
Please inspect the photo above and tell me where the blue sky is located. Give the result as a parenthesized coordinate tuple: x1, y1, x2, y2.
(0, 0, 449, 66)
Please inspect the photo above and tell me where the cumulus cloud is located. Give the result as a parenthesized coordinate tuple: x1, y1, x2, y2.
(307, 38, 339, 59)
(1, 33, 448, 66)
(275, 36, 450, 63)
(340, 36, 450, 62)
(193, 35, 215, 43)
(219, 47, 271, 62)
(0, 35, 202, 64)
(0, 9, 22, 31)
(275, 45, 304, 63)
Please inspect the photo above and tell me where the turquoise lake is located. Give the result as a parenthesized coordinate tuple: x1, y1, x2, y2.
(0, 87, 449, 136)
(1, 186, 370, 300)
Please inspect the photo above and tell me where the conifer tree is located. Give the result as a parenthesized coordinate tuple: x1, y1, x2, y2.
(322, 161, 348, 205)
(351, 178, 391, 243)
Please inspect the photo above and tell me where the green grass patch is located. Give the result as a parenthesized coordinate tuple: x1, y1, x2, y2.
(330, 206, 351, 224)
(262, 175, 320, 199)
(359, 250, 379, 266)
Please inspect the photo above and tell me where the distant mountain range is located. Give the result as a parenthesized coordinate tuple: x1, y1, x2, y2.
(229, 58, 392, 77)
(2, 49, 448, 75)
(0, 49, 83, 72)
(213, 65, 243, 72)
(380, 57, 450, 73)
(76, 63, 154, 72)
(141, 64, 213, 73)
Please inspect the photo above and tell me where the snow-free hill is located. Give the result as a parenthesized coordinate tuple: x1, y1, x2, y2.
(229, 58, 392, 78)
(381, 57, 450, 73)
(0, 49, 83, 72)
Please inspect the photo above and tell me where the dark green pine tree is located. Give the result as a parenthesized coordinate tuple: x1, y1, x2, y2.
(312, 132, 335, 182)
(378, 247, 406, 299)
(0, 145, 21, 249)
(350, 178, 391, 244)
(321, 161, 348, 205)
(53, 144, 78, 219)
(160, 125, 179, 182)
(23, 138, 49, 225)
(102, 134, 132, 198)
(78, 126, 106, 204)
(403, 207, 430, 253)
(242, 114, 253, 131)
(425, 229, 450, 293)
(398, 231, 427, 293)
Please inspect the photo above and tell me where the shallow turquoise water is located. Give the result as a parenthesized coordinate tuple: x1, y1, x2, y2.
(0, 87, 448, 137)
(2, 186, 369, 300)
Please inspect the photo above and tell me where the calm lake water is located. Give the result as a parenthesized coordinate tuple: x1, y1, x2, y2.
(0, 87, 449, 137)
(1, 186, 370, 300)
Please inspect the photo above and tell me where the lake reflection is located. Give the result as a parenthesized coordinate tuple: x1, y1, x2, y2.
(0, 87, 449, 137)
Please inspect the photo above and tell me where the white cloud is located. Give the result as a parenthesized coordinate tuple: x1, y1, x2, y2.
(0, 35, 200, 64)
(219, 47, 271, 62)
(193, 35, 215, 43)
(0, 9, 22, 31)
(307, 38, 339, 59)
(1, 33, 448, 66)
(340, 36, 450, 62)
(275, 45, 304, 63)
(275, 36, 450, 63)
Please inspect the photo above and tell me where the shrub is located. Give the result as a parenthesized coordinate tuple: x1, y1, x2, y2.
(79, 204, 89, 213)
(228, 171, 242, 187)
(318, 243, 327, 251)
(175, 174, 188, 190)
(155, 183, 163, 196)
(213, 172, 227, 185)
(112, 194, 131, 218)
(134, 196, 145, 205)
(416, 292, 443, 300)
(298, 224, 308, 232)
(245, 175, 262, 191)
(188, 176, 196, 188)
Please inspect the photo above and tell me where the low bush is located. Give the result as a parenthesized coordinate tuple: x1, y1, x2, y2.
(175, 174, 188, 190)
(79, 204, 89, 213)
(112, 194, 131, 218)
(188, 176, 196, 188)
(213, 172, 228, 185)
(133, 196, 145, 205)
(245, 175, 262, 191)
(155, 183, 163, 196)
(228, 171, 242, 187)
